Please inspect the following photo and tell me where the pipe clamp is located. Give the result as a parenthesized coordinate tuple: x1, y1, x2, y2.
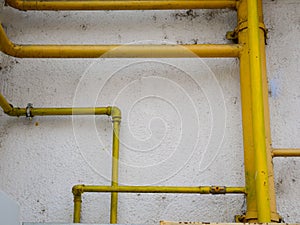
(26, 103, 33, 118)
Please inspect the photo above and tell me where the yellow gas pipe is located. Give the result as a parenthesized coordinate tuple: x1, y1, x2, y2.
(0, 0, 286, 222)
(72, 185, 245, 194)
(0, 92, 14, 114)
(257, 0, 280, 220)
(5, 0, 237, 11)
(247, 0, 271, 222)
(272, 148, 300, 157)
(237, 7, 259, 221)
(0, 24, 240, 58)
(72, 185, 245, 223)
(0, 92, 246, 223)
(236, 0, 280, 222)
(110, 109, 121, 224)
(0, 92, 121, 224)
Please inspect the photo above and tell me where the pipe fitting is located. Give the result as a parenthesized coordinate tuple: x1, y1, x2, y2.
(26, 103, 33, 118)
(226, 21, 267, 44)
(2, 104, 14, 115)
(210, 186, 226, 194)
(72, 185, 85, 196)
(110, 106, 121, 122)
(5, 0, 23, 10)
(4, 107, 26, 117)
(73, 194, 82, 204)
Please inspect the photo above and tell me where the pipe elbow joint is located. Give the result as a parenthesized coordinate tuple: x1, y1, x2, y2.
(72, 185, 85, 196)
(4, 106, 21, 117)
(110, 106, 121, 122)
(3, 107, 14, 116)
(5, 0, 25, 11)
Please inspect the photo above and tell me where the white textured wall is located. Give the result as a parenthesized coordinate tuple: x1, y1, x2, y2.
(0, 0, 299, 224)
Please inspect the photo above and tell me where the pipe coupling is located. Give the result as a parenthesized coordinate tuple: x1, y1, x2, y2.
(210, 186, 226, 194)
(110, 106, 121, 122)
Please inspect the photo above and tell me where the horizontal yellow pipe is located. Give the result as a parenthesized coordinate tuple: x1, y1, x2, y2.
(3, 107, 112, 117)
(30, 107, 111, 116)
(73, 185, 246, 194)
(0, 24, 241, 58)
(0, 92, 122, 118)
(6, 0, 237, 11)
(272, 148, 300, 157)
(0, 99, 122, 120)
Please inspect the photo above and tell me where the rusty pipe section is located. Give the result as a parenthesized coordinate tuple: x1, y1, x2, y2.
(5, 0, 237, 11)
(0, 24, 241, 58)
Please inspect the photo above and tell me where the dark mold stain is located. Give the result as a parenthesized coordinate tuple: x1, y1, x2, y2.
(173, 10, 200, 21)
(0, 59, 19, 74)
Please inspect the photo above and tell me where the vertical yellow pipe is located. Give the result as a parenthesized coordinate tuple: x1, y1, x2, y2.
(247, 0, 271, 222)
(73, 193, 82, 223)
(237, 0, 258, 221)
(257, 0, 280, 221)
(72, 185, 83, 223)
(238, 0, 279, 221)
(110, 108, 121, 224)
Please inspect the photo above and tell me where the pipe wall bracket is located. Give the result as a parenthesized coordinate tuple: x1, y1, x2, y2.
(226, 21, 268, 44)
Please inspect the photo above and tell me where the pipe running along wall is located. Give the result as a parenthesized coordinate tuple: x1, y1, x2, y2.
(0, 92, 121, 224)
(5, 0, 237, 11)
(0, 1, 245, 222)
(72, 185, 245, 223)
(247, 0, 272, 222)
(0, 92, 246, 223)
(2, 0, 293, 222)
(272, 149, 300, 157)
(237, 0, 280, 222)
(0, 23, 240, 58)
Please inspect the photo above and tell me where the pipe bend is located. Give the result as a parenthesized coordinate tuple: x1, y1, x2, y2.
(5, 0, 24, 11)
(110, 106, 121, 122)
(72, 185, 85, 196)
(5, 107, 17, 116)
(1, 104, 13, 115)
(0, 23, 19, 57)
(3, 107, 26, 117)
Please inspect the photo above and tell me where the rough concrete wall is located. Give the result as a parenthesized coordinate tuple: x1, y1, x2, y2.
(0, 0, 299, 224)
